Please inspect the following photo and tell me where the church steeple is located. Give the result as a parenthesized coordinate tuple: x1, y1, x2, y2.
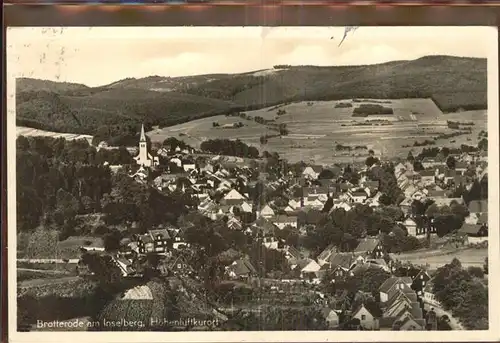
(140, 124, 146, 142)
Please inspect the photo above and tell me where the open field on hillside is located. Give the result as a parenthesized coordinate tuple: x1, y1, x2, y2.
(148, 99, 487, 164)
(16, 127, 93, 144)
(392, 247, 487, 269)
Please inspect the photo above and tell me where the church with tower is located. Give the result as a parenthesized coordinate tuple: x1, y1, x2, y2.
(134, 124, 159, 167)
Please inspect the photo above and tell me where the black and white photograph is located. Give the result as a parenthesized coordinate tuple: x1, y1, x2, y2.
(6, 26, 499, 341)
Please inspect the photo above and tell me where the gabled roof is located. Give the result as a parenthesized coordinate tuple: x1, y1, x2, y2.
(351, 191, 368, 197)
(148, 229, 171, 240)
(138, 234, 154, 244)
(459, 223, 486, 235)
(260, 204, 275, 215)
(379, 276, 413, 294)
(223, 189, 246, 200)
(286, 246, 302, 260)
(317, 244, 337, 261)
(477, 212, 488, 225)
(296, 258, 314, 270)
(228, 258, 257, 276)
(354, 238, 380, 253)
(304, 165, 323, 173)
(352, 303, 378, 319)
(328, 253, 355, 269)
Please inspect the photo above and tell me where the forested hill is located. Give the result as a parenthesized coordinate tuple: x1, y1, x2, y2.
(17, 55, 487, 136)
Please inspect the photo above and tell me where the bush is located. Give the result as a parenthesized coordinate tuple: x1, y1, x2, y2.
(467, 266, 484, 279)
(352, 104, 394, 117)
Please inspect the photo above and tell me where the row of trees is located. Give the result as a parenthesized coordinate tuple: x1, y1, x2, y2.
(200, 139, 259, 158)
(432, 259, 488, 330)
(302, 204, 419, 256)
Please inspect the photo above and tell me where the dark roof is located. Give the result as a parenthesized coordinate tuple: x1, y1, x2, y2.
(379, 276, 412, 294)
(459, 223, 486, 235)
(310, 165, 323, 173)
(328, 253, 355, 269)
(352, 303, 377, 318)
(378, 316, 397, 328)
(148, 229, 171, 240)
(286, 246, 302, 260)
(468, 200, 488, 214)
(351, 191, 367, 197)
(354, 238, 380, 253)
(477, 212, 488, 225)
(317, 244, 337, 261)
(242, 259, 258, 274)
(139, 234, 154, 244)
(398, 315, 425, 330)
(229, 259, 257, 276)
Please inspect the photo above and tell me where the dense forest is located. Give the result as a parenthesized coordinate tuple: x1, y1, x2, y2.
(16, 136, 198, 238)
(200, 139, 260, 158)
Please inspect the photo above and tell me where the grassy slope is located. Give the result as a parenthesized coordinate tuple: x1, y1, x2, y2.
(17, 56, 487, 135)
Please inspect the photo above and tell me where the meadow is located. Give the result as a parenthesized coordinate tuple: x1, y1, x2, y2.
(392, 247, 487, 269)
(148, 98, 487, 165)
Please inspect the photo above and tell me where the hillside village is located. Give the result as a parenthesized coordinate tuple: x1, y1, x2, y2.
(20, 118, 485, 332)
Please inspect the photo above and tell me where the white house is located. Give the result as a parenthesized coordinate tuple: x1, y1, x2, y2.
(352, 304, 378, 330)
(300, 259, 321, 279)
(403, 218, 418, 236)
(322, 309, 340, 329)
(423, 282, 440, 307)
(260, 205, 276, 218)
(302, 166, 323, 180)
(183, 163, 196, 172)
(350, 191, 368, 204)
(224, 189, 246, 201)
(241, 202, 253, 213)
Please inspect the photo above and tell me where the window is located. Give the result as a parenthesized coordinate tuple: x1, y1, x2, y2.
(420, 275, 424, 279)
(361, 315, 366, 320)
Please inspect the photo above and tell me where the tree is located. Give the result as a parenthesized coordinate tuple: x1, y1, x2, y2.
(365, 156, 379, 167)
(478, 138, 488, 151)
(407, 151, 415, 162)
(318, 169, 336, 180)
(26, 227, 60, 258)
(103, 230, 122, 252)
(446, 156, 456, 170)
(413, 160, 424, 171)
(467, 266, 484, 279)
(345, 267, 391, 296)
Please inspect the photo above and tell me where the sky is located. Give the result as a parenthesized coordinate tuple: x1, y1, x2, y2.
(6, 26, 497, 87)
